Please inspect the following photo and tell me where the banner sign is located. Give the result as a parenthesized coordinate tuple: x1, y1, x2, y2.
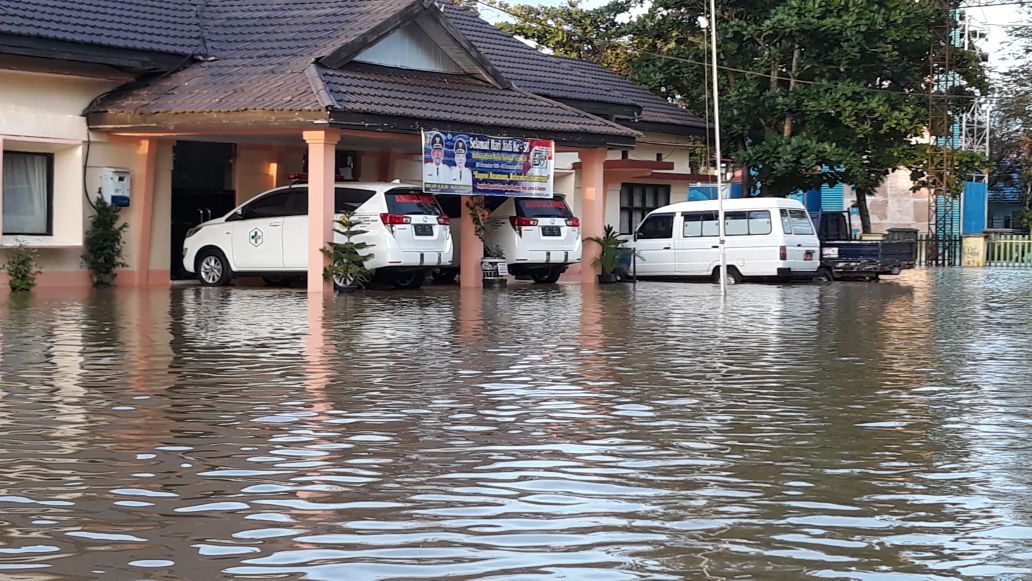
(421, 130, 554, 198)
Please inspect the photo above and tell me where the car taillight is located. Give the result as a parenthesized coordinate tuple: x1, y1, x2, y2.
(779, 245, 787, 261)
(437, 215, 450, 225)
(566, 217, 580, 227)
(510, 216, 538, 229)
(380, 213, 410, 225)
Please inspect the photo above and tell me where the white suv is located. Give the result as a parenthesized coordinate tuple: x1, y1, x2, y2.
(183, 182, 452, 289)
(434, 195, 581, 284)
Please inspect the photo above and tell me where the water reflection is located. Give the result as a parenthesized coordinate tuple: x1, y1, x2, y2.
(0, 271, 1031, 578)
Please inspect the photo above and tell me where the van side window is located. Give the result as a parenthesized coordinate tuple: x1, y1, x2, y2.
(725, 212, 749, 236)
(789, 209, 816, 235)
(682, 211, 718, 237)
(749, 211, 773, 235)
(780, 210, 793, 234)
(636, 213, 674, 239)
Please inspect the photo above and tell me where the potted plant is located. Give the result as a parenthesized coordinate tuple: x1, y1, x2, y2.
(322, 210, 374, 292)
(2, 245, 41, 292)
(82, 196, 129, 287)
(586, 224, 636, 284)
(466, 197, 507, 285)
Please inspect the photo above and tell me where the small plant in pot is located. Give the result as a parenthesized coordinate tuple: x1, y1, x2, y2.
(82, 196, 129, 287)
(322, 210, 374, 292)
(586, 224, 637, 284)
(466, 197, 507, 284)
(2, 245, 41, 292)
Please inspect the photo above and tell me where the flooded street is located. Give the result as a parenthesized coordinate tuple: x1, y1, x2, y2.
(1, 269, 1031, 580)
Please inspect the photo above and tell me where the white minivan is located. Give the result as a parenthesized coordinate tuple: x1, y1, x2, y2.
(182, 182, 452, 289)
(629, 198, 821, 283)
(433, 195, 582, 284)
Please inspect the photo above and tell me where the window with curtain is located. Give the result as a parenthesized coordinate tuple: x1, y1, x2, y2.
(2, 151, 53, 235)
(619, 183, 671, 234)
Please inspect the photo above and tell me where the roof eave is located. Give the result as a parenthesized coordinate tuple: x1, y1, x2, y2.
(0, 33, 192, 72)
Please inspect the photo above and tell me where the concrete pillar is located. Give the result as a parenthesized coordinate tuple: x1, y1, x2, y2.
(962, 234, 988, 267)
(303, 129, 340, 294)
(460, 196, 483, 288)
(579, 148, 606, 284)
(133, 137, 157, 286)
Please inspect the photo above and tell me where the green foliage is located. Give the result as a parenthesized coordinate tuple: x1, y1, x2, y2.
(465, 197, 505, 258)
(2, 245, 40, 292)
(322, 211, 374, 289)
(1022, 208, 1032, 230)
(488, 0, 634, 73)
(82, 197, 129, 287)
(907, 147, 991, 198)
(585, 224, 637, 275)
(629, 0, 985, 201)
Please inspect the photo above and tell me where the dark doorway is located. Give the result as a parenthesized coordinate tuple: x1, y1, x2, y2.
(171, 142, 237, 280)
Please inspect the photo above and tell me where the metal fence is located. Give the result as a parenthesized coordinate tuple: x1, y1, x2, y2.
(916, 235, 962, 267)
(987, 235, 1032, 267)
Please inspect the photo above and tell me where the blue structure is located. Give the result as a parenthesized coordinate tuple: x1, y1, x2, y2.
(961, 181, 987, 235)
(688, 183, 744, 201)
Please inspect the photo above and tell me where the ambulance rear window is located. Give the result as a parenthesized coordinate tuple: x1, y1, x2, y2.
(386, 189, 443, 215)
(516, 197, 572, 219)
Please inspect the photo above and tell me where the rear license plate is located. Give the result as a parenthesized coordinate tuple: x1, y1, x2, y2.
(804, 250, 815, 261)
(541, 226, 561, 237)
(414, 224, 433, 236)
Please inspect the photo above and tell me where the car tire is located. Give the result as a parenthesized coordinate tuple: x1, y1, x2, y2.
(531, 269, 562, 284)
(712, 266, 743, 285)
(332, 260, 361, 292)
(813, 267, 834, 284)
(431, 268, 457, 284)
(196, 249, 232, 286)
(392, 272, 426, 290)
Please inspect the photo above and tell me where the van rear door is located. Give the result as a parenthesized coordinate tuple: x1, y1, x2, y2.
(382, 189, 450, 253)
(780, 208, 820, 270)
(512, 197, 580, 256)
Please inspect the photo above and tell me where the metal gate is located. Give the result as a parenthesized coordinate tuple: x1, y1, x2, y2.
(988, 235, 1032, 267)
(917, 235, 962, 267)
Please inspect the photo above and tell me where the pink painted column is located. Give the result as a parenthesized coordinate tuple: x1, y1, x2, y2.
(579, 148, 606, 284)
(133, 137, 157, 286)
(303, 129, 341, 294)
(459, 197, 483, 288)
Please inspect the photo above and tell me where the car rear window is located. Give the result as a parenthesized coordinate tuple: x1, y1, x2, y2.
(385, 190, 442, 215)
(517, 198, 573, 219)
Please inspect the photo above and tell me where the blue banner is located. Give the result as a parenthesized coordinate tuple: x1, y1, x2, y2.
(421, 130, 554, 198)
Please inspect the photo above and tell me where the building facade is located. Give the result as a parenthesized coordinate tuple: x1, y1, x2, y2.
(0, 0, 709, 292)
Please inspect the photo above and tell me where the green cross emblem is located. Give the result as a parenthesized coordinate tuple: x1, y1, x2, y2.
(249, 227, 263, 247)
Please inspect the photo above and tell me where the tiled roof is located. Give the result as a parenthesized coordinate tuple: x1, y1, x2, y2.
(78, 0, 682, 140)
(990, 174, 1024, 203)
(321, 63, 634, 136)
(0, 0, 204, 55)
(554, 56, 708, 131)
(444, 4, 706, 132)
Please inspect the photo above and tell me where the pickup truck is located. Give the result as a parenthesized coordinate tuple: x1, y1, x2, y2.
(816, 212, 917, 281)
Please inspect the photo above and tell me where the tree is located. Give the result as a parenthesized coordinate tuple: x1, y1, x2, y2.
(488, 0, 635, 73)
(628, 0, 985, 232)
(991, 10, 1032, 224)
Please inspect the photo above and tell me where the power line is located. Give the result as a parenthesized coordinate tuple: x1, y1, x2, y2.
(471, 0, 1000, 104)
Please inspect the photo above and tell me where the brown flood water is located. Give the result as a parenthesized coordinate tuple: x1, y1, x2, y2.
(0, 269, 1031, 580)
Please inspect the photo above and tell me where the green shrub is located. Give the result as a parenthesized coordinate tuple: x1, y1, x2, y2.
(82, 196, 129, 287)
(585, 224, 638, 275)
(322, 210, 374, 290)
(2, 245, 40, 292)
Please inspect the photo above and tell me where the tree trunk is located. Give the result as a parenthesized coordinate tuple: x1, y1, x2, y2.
(783, 46, 801, 138)
(855, 188, 873, 234)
